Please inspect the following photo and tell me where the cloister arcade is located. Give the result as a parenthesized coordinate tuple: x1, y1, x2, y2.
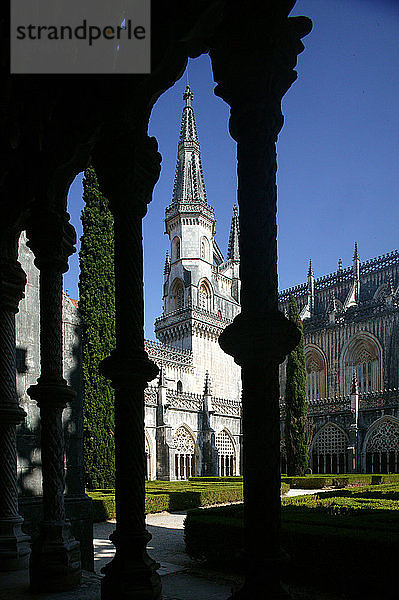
(0, 2, 312, 599)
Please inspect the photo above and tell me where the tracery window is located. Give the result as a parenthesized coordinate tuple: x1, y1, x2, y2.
(198, 281, 211, 311)
(215, 430, 235, 476)
(365, 419, 399, 473)
(311, 424, 348, 474)
(343, 334, 381, 395)
(172, 426, 195, 480)
(171, 279, 184, 311)
(177, 380, 183, 393)
(305, 347, 327, 401)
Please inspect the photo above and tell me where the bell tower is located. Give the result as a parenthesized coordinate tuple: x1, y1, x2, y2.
(154, 85, 241, 401)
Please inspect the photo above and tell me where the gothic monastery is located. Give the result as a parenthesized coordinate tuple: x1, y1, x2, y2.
(15, 87, 399, 491)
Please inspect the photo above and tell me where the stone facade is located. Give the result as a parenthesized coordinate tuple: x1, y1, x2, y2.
(279, 248, 399, 474)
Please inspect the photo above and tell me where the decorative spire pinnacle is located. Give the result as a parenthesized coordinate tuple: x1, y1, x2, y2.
(307, 259, 314, 278)
(164, 250, 170, 275)
(203, 371, 212, 396)
(227, 204, 240, 261)
(171, 85, 208, 205)
(338, 258, 343, 272)
(158, 366, 167, 388)
(353, 241, 360, 261)
(351, 370, 359, 395)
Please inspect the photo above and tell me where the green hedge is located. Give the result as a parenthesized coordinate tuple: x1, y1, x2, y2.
(88, 480, 244, 522)
(281, 473, 399, 489)
(184, 485, 399, 597)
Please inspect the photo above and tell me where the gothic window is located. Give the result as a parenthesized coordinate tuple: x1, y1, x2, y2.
(198, 281, 211, 311)
(365, 419, 399, 474)
(305, 346, 327, 401)
(215, 430, 236, 476)
(201, 236, 210, 261)
(172, 236, 181, 260)
(311, 424, 348, 474)
(342, 334, 382, 395)
(172, 426, 195, 480)
(171, 279, 184, 311)
(177, 380, 183, 393)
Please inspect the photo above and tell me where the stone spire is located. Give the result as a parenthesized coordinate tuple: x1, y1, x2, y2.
(171, 85, 207, 204)
(227, 204, 240, 261)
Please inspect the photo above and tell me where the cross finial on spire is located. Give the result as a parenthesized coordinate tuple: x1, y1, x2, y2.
(183, 84, 193, 108)
(353, 241, 359, 261)
(307, 259, 314, 278)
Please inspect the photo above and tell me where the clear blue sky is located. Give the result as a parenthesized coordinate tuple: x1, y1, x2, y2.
(65, 0, 399, 339)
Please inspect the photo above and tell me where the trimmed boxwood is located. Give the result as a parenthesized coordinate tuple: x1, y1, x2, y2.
(184, 485, 399, 597)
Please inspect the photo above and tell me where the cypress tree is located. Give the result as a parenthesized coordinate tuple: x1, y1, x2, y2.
(79, 166, 116, 489)
(284, 293, 309, 476)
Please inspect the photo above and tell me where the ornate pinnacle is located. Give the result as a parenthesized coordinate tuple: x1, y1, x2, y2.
(158, 366, 166, 388)
(164, 250, 170, 275)
(203, 371, 212, 396)
(351, 370, 359, 395)
(227, 204, 240, 261)
(338, 258, 343, 272)
(353, 242, 359, 261)
(307, 258, 314, 278)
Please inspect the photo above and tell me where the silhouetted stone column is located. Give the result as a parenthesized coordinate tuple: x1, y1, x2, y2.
(211, 6, 311, 598)
(0, 232, 30, 571)
(27, 212, 81, 592)
(95, 135, 162, 600)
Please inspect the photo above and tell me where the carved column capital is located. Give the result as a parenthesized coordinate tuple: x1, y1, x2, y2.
(26, 211, 76, 273)
(100, 350, 159, 387)
(210, 10, 312, 142)
(94, 135, 162, 219)
(219, 311, 300, 367)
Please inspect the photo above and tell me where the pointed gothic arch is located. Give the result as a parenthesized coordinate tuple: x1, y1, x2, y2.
(172, 424, 197, 480)
(363, 416, 399, 473)
(340, 332, 382, 395)
(172, 236, 181, 261)
(200, 236, 210, 262)
(198, 279, 212, 311)
(310, 422, 349, 474)
(145, 430, 154, 481)
(215, 428, 236, 476)
(170, 278, 184, 312)
(305, 344, 327, 400)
